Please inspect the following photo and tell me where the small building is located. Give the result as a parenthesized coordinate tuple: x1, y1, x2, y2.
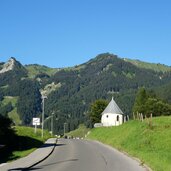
(101, 97, 125, 126)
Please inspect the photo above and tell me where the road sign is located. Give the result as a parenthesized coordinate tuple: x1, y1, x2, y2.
(32, 118, 40, 126)
(33, 118, 40, 134)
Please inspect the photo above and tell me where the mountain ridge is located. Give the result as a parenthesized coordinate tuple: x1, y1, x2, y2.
(0, 57, 27, 74)
(124, 58, 171, 73)
(1, 53, 171, 134)
(1, 54, 171, 74)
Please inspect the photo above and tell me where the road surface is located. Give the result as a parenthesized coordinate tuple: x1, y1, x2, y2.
(31, 138, 147, 171)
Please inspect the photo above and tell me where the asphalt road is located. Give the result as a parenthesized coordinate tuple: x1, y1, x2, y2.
(31, 138, 147, 171)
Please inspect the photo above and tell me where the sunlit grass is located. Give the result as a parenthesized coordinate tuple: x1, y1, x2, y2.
(88, 116, 171, 171)
(7, 126, 52, 162)
(66, 124, 90, 138)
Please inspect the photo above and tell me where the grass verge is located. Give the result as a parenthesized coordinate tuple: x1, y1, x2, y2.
(66, 124, 90, 138)
(0, 126, 51, 163)
(87, 116, 171, 171)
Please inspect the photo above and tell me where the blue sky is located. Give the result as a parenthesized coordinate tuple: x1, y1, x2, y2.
(0, 0, 171, 67)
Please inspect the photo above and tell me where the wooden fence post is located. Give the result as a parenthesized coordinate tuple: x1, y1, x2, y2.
(127, 115, 129, 121)
(141, 113, 143, 122)
(149, 113, 153, 128)
(133, 112, 135, 120)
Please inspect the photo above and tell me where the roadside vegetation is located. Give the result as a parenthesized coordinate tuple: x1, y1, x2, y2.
(66, 124, 90, 138)
(8, 126, 51, 161)
(87, 116, 171, 171)
(88, 99, 108, 125)
(0, 117, 51, 163)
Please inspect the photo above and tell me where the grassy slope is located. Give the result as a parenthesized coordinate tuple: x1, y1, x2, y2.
(8, 108, 21, 125)
(87, 116, 171, 171)
(2, 96, 21, 125)
(15, 126, 51, 142)
(9, 126, 51, 161)
(66, 124, 90, 138)
(25, 65, 58, 78)
(124, 58, 171, 72)
(2, 96, 18, 106)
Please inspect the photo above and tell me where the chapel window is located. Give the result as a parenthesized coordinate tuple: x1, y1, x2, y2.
(117, 115, 119, 121)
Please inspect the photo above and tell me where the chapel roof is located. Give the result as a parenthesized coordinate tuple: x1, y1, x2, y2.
(102, 97, 124, 115)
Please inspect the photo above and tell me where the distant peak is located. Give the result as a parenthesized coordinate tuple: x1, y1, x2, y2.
(0, 57, 22, 74)
(87, 53, 118, 64)
(10, 57, 17, 60)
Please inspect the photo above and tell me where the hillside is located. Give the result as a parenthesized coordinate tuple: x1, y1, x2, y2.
(87, 116, 171, 171)
(1, 96, 21, 125)
(45, 53, 171, 133)
(1, 54, 171, 134)
(124, 58, 171, 73)
(25, 64, 59, 78)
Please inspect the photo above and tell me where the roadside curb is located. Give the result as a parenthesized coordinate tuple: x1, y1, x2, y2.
(26, 138, 58, 170)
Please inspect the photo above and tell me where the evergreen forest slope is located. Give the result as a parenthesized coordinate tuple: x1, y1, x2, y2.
(0, 53, 171, 134)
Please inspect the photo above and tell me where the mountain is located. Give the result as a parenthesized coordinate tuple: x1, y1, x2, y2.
(124, 58, 171, 73)
(0, 57, 28, 87)
(0, 57, 27, 74)
(45, 54, 171, 129)
(1, 53, 171, 134)
(25, 64, 59, 78)
(0, 62, 4, 70)
(0, 58, 41, 125)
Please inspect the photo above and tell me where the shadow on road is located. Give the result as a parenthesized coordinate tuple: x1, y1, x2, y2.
(39, 143, 66, 148)
(8, 159, 78, 171)
(8, 167, 42, 171)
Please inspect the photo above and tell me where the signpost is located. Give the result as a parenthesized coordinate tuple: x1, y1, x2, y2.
(33, 118, 40, 134)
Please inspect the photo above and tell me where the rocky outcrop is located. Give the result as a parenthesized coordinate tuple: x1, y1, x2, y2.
(0, 57, 16, 74)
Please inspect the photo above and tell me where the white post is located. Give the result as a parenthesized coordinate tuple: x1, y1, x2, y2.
(51, 112, 54, 136)
(41, 95, 47, 138)
(42, 97, 44, 138)
(35, 124, 37, 134)
(64, 123, 67, 136)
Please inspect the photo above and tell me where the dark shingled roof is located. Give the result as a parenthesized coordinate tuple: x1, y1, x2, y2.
(102, 97, 124, 115)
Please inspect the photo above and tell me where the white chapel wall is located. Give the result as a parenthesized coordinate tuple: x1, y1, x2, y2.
(101, 113, 123, 126)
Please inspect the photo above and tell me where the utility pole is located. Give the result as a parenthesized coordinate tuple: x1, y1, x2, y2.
(64, 122, 67, 137)
(41, 95, 47, 138)
(51, 112, 54, 136)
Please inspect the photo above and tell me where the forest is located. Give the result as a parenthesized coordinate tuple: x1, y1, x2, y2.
(1, 53, 171, 134)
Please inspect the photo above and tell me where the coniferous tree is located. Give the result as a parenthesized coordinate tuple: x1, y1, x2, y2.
(133, 87, 171, 116)
(132, 87, 148, 114)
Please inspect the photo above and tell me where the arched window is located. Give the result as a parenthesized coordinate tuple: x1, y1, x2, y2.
(116, 115, 119, 121)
